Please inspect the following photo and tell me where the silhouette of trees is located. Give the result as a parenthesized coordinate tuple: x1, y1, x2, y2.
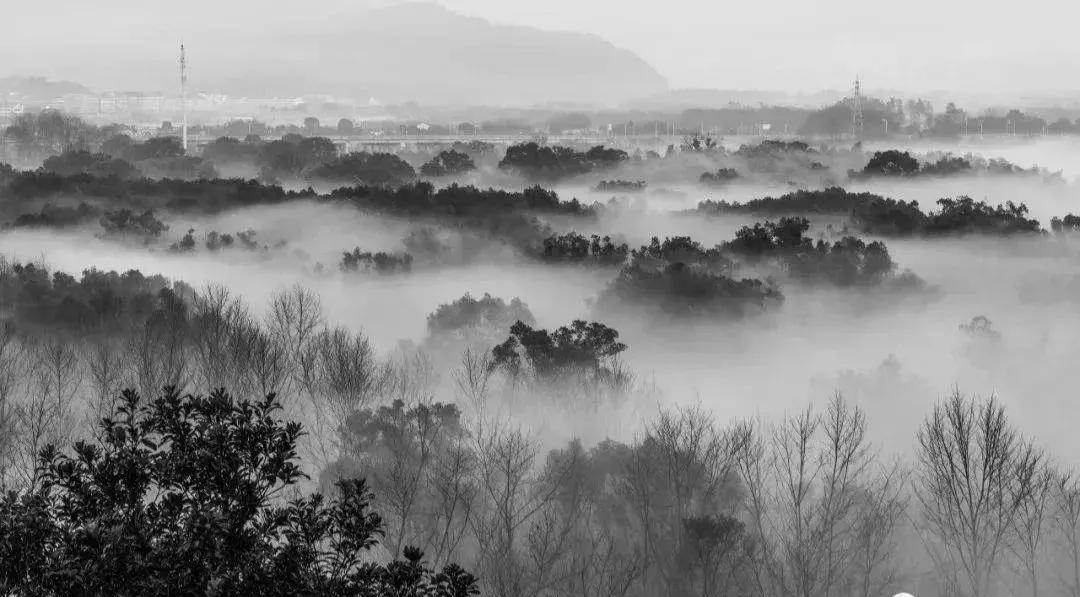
(499, 142, 627, 180)
(860, 150, 920, 176)
(99, 209, 168, 239)
(426, 293, 536, 349)
(339, 249, 414, 274)
(0, 387, 478, 596)
(421, 150, 476, 177)
(12, 202, 99, 228)
(41, 150, 138, 179)
(491, 320, 627, 384)
(916, 391, 1043, 597)
(594, 180, 646, 192)
(1051, 214, 1080, 234)
(540, 233, 629, 265)
(310, 152, 416, 186)
(699, 167, 739, 185)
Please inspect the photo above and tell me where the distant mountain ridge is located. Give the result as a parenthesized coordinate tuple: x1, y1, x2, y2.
(0, 76, 91, 100)
(0, 2, 668, 107)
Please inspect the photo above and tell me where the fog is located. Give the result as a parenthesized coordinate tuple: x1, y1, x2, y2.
(3, 137, 1078, 462)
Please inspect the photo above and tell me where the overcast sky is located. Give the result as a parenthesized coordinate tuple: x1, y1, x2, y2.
(5, 0, 1079, 95)
(436, 0, 1078, 93)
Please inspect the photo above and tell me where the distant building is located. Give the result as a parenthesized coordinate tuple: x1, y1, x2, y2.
(0, 103, 25, 119)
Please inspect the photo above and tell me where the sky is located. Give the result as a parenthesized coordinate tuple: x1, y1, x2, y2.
(4, 0, 1080, 97)
(436, 0, 1079, 93)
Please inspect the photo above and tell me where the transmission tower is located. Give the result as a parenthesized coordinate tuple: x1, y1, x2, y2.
(180, 42, 188, 151)
(851, 75, 864, 138)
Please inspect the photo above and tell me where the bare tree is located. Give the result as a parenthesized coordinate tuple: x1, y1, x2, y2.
(189, 285, 249, 391)
(736, 395, 907, 597)
(1053, 472, 1080, 597)
(1010, 456, 1055, 597)
(470, 424, 581, 597)
(267, 283, 323, 397)
(619, 404, 748, 595)
(0, 325, 28, 486)
(83, 338, 128, 421)
(916, 390, 1039, 597)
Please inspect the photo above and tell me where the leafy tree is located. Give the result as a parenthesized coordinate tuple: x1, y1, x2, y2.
(340, 249, 413, 274)
(0, 387, 479, 596)
(1051, 214, 1080, 234)
(310, 152, 416, 186)
(540, 232, 628, 265)
(99, 209, 168, 239)
(41, 150, 138, 179)
(861, 150, 920, 176)
(426, 293, 535, 343)
(594, 180, 646, 192)
(337, 118, 355, 134)
(492, 319, 627, 381)
(420, 150, 476, 177)
(498, 142, 626, 181)
(700, 167, 739, 185)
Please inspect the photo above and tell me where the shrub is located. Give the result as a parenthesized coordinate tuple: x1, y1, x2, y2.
(0, 387, 478, 596)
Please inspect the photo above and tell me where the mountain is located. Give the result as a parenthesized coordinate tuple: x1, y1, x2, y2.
(0, 76, 91, 100)
(1, 2, 668, 107)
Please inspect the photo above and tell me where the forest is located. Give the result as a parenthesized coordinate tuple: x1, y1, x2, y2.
(1, 113, 1080, 596)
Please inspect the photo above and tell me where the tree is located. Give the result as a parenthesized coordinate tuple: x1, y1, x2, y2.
(916, 390, 1042, 597)
(0, 387, 479, 596)
(421, 150, 476, 177)
(337, 118, 355, 134)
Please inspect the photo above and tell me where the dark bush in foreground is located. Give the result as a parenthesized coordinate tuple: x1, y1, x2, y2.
(0, 387, 478, 596)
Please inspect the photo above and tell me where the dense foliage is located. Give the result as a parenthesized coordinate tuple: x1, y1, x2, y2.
(309, 152, 417, 186)
(540, 232, 629, 265)
(699, 167, 740, 185)
(594, 180, 646, 192)
(492, 319, 627, 383)
(498, 142, 627, 180)
(420, 150, 476, 177)
(0, 387, 478, 596)
(0, 261, 190, 333)
(340, 249, 414, 274)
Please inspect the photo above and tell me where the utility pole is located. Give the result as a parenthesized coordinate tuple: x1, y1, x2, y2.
(180, 42, 188, 152)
